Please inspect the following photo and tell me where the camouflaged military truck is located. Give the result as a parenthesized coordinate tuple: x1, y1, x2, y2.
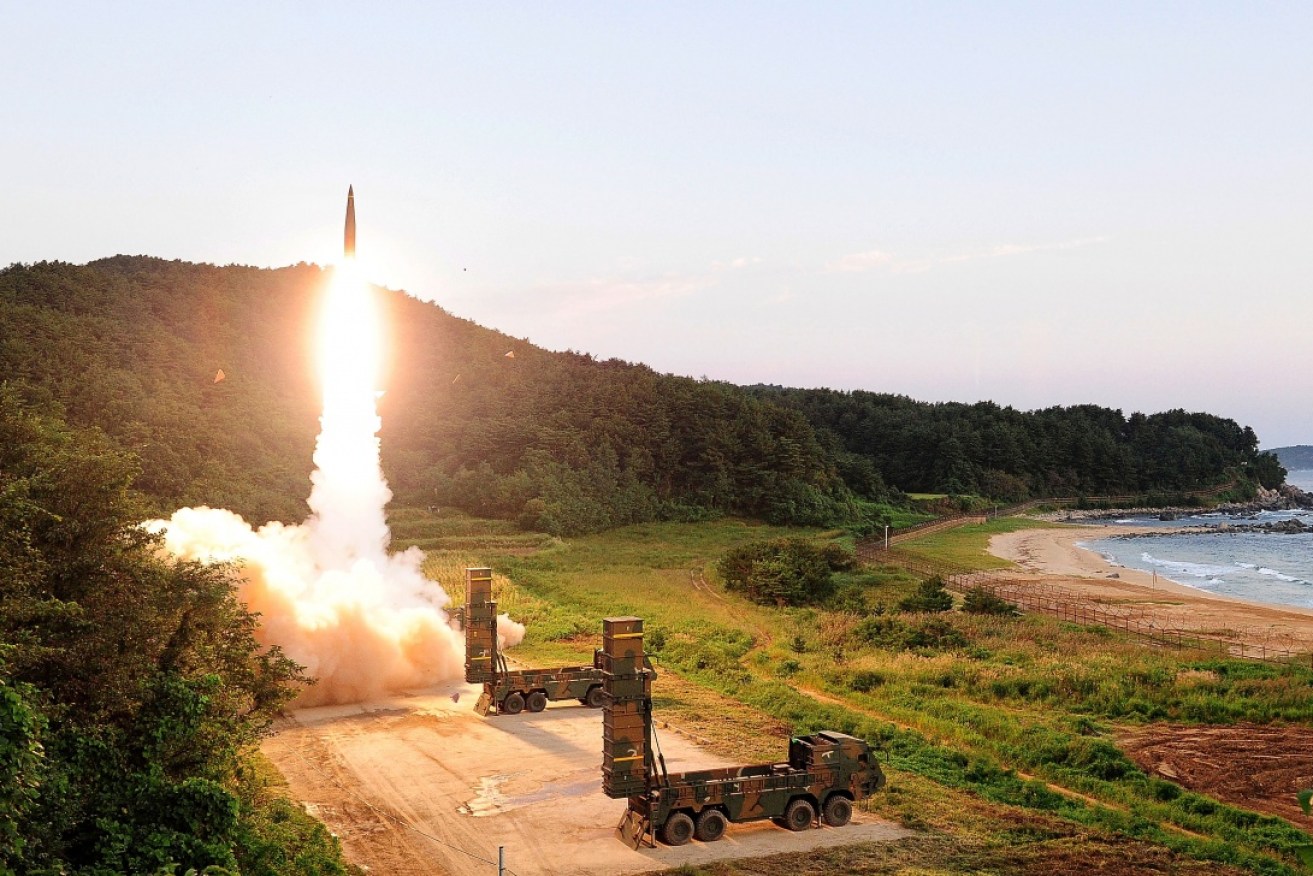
(599, 616, 884, 847)
(463, 567, 606, 716)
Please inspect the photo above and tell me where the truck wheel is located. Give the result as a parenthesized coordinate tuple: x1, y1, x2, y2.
(526, 691, 548, 713)
(660, 812, 694, 846)
(783, 798, 815, 832)
(585, 686, 606, 709)
(822, 795, 852, 827)
(501, 692, 525, 715)
(695, 808, 728, 842)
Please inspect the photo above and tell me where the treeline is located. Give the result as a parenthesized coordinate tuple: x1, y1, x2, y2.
(0, 258, 871, 534)
(377, 289, 872, 532)
(0, 257, 1276, 537)
(0, 258, 322, 524)
(0, 387, 350, 874)
(747, 387, 1281, 500)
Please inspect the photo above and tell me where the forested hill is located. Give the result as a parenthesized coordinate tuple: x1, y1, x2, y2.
(0, 257, 858, 531)
(1269, 445, 1313, 471)
(747, 386, 1282, 500)
(0, 257, 1278, 534)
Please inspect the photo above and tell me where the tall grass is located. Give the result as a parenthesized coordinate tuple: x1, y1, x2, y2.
(399, 508, 1313, 873)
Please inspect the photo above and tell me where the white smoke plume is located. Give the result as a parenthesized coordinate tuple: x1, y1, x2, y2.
(146, 266, 524, 706)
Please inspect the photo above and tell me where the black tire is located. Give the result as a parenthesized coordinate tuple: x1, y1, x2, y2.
(695, 808, 728, 842)
(660, 811, 694, 846)
(585, 686, 606, 709)
(526, 691, 548, 713)
(501, 692, 525, 715)
(822, 795, 852, 827)
(783, 798, 815, 832)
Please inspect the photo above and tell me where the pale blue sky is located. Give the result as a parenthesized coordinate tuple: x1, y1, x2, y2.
(3, 2, 1311, 445)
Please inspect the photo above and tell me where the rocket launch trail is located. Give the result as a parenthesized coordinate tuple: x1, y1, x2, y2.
(344, 185, 356, 260)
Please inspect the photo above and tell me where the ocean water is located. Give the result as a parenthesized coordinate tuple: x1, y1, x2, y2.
(1078, 469, 1313, 610)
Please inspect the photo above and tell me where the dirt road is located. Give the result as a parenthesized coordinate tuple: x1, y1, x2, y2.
(263, 679, 909, 875)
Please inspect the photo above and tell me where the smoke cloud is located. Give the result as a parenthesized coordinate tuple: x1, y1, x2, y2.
(146, 267, 524, 706)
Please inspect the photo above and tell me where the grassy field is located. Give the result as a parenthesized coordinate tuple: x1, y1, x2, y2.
(890, 516, 1056, 570)
(390, 508, 1313, 875)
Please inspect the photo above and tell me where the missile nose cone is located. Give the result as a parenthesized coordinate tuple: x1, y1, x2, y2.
(344, 185, 357, 260)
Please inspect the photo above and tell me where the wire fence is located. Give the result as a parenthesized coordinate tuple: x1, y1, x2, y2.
(859, 480, 1239, 553)
(863, 548, 1313, 670)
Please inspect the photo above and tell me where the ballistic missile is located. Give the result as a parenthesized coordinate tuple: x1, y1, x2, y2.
(344, 185, 356, 260)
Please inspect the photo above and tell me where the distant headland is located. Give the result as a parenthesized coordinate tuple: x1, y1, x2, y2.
(1269, 445, 1313, 470)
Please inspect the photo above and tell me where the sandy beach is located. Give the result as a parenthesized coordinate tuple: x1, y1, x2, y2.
(988, 524, 1313, 651)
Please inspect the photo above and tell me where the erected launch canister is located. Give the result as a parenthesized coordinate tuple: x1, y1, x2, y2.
(344, 185, 356, 259)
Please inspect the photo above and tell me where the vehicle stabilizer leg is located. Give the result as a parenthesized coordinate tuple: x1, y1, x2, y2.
(618, 808, 651, 849)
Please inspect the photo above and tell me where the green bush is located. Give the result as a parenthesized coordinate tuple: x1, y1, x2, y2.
(850, 670, 886, 693)
(898, 576, 954, 613)
(717, 538, 846, 606)
(776, 659, 802, 678)
(856, 615, 969, 653)
(904, 618, 969, 650)
(961, 586, 1019, 616)
(828, 586, 867, 614)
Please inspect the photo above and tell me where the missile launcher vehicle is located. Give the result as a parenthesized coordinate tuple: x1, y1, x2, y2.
(599, 616, 885, 847)
(463, 567, 607, 716)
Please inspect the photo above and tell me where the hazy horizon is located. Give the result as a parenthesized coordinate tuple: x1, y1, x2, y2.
(4, 3, 1310, 445)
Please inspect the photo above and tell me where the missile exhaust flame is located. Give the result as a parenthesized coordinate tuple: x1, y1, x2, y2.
(147, 188, 523, 706)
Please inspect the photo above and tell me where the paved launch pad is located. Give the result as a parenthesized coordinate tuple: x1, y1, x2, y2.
(263, 679, 910, 875)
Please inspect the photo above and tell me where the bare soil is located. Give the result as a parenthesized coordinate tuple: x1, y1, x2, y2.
(262, 679, 909, 876)
(1120, 723, 1313, 825)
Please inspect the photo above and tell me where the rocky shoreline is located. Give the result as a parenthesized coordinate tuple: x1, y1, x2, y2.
(1110, 517, 1312, 538)
(1037, 484, 1313, 534)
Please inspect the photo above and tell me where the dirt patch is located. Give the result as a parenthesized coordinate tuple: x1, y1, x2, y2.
(262, 679, 909, 876)
(1120, 723, 1313, 825)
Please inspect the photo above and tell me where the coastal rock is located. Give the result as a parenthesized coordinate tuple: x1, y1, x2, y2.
(1267, 518, 1310, 534)
(1215, 484, 1313, 514)
(1112, 518, 1311, 538)
(1280, 484, 1313, 509)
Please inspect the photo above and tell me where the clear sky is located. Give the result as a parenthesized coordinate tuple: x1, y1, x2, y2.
(4, 2, 1311, 446)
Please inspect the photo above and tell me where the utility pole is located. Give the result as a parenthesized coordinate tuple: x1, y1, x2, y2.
(498, 846, 505, 876)
(884, 524, 889, 550)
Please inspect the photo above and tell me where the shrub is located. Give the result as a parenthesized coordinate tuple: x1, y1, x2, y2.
(850, 670, 886, 693)
(903, 618, 969, 650)
(828, 586, 867, 614)
(961, 586, 1019, 616)
(717, 538, 841, 606)
(898, 576, 953, 613)
(856, 616, 969, 653)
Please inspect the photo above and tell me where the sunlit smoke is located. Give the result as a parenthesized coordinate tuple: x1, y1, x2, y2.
(147, 264, 523, 706)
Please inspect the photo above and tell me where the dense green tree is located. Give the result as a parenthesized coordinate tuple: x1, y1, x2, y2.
(0, 386, 342, 874)
(0, 258, 1273, 540)
(1246, 451, 1287, 490)
(898, 576, 954, 613)
(717, 538, 849, 606)
(749, 386, 1266, 499)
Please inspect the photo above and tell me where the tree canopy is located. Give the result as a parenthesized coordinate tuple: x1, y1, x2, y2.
(0, 257, 1276, 536)
(747, 386, 1275, 500)
(0, 386, 346, 874)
